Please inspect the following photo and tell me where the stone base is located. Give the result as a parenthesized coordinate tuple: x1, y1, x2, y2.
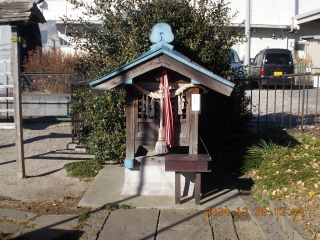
(121, 156, 195, 197)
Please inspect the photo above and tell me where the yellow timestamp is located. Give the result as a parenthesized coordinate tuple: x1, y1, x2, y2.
(205, 207, 304, 216)
(274, 207, 303, 216)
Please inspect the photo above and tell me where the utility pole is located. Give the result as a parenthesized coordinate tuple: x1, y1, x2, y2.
(12, 25, 25, 178)
(245, 0, 251, 65)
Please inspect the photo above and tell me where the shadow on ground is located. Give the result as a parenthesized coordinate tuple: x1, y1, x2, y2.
(199, 127, 301, 193)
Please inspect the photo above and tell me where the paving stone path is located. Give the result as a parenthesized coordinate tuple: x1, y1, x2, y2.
(0, 205, 291, 240)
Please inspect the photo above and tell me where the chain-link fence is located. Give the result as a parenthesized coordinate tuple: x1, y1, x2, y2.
(0, 73, 85, 122)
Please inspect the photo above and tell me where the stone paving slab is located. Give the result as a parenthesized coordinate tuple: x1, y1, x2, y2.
(156, 225, 213, 240)
(242, 194, 290, 240)
(233, 215, 267, 240)
(8, 228, 80, 240)
(79, 209, 109, 240)
(0, 221, 24, 234)
(27, 215, 79, 230)
(158, 209, 208, 227)
(98, 209, 159, 240)
(209, 214, 238, 240)
(79, 165, 246, 210)
(0, 209, 37, 222)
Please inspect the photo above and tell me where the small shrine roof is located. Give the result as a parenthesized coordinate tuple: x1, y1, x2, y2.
(0, 0, 46, 25)
(90, 23, 235, 96)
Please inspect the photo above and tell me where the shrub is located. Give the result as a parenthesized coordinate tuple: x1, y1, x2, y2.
(71, 87, 126, 163)
(64, 0, 246, 79)
(23, 47, 82, 73)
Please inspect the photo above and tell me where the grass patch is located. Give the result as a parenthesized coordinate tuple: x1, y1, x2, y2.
(104, 203, 118, 212)
(64, 159, 104, 180)
(253, 188, 269, 208)
(119, 204, 135, 209)
(78, 213, 89, 223)
(243, 134, 320, 237)
(103, 203, 136, 212)
(0, 196, 9, 201)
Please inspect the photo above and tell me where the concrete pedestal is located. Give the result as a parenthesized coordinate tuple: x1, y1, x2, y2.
(121, 156, 195, 197)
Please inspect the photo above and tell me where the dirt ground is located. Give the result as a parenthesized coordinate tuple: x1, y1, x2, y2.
(0, 123, 94, 205)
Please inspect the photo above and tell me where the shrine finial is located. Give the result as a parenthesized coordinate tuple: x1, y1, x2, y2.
(149, 23, 174, 44)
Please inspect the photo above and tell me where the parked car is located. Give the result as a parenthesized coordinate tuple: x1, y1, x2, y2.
(227, 49, 244, 79)
(251, 48, 294, 88)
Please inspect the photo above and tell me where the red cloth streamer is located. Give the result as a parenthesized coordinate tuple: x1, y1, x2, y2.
(163, 68, 174, 147)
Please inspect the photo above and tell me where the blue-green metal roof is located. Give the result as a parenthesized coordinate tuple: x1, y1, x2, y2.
(89, 42, 235, 89)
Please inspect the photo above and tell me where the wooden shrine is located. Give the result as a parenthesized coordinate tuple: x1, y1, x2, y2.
(90, 23, 235, 203)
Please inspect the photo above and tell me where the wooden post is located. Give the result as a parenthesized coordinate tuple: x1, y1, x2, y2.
(175, 172, 180, 204)
(195, 172, 201, 205)
(11, 25, 25, 178)
(125, 87, 135, 159)
(189, 88, 199, 154)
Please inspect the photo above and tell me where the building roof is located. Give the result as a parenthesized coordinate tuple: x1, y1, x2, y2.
(296, 8, 320, 25)
(301, 35, 320, 40)
(0, 0, 46, 25)
(90, 41, 235, 96)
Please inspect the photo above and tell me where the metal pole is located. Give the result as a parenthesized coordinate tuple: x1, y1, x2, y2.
(12, 25, 25, 179)
(245, 0, 251, 65)
(306, 78, 309, 126)
(6, 75, 8, 119)
(289, 80, 293, 130)
(265, 85, 269, 132)
(250, 82, 252, 134)
(282, 77, 284, 126)
(258, 84, 260, 133)
(298, 76, 301, 129)
(274, 78, 277, 127)
(301, 75, 305, 131)
(315, 75, 320, 130)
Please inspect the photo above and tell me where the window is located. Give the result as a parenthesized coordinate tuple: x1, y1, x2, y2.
(228, 50, 240, 63)
(264, 53, 292, 65)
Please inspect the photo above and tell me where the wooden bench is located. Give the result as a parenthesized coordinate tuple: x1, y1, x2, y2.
(165, 154, 211, 205)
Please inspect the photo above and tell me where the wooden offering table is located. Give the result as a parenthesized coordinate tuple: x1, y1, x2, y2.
(165, 154, 211, 205)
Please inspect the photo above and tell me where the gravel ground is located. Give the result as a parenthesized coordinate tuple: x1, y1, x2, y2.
(0, 123, 94, 202)
(246, 88, 320, 129)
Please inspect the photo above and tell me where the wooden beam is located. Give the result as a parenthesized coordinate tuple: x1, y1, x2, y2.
(11, 26, 25, 179)
(0, 48, 11, 51)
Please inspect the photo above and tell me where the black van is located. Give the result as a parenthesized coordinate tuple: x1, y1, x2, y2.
(251, 48, 294, 88)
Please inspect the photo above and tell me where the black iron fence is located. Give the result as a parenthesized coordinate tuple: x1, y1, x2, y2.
(242, 72, 320, 134)
(0, 73, 85, 121)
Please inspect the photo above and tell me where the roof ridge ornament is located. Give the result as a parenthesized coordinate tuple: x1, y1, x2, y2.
(149, 23, 174, 50)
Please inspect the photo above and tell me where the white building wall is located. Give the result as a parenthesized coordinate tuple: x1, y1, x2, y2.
(0, 26, 13, 91)
(297, 0, 320, 15)
(39, 0, 94, 21)
(229, 0, 320, 65)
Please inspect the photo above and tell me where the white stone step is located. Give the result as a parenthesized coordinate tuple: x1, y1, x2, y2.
(0, 123, 15, 130)
(0, 85, 13, 89)
(0, 109, 14, 113)
(0, 97, 13, 101)
(0, 72, 11, 76)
